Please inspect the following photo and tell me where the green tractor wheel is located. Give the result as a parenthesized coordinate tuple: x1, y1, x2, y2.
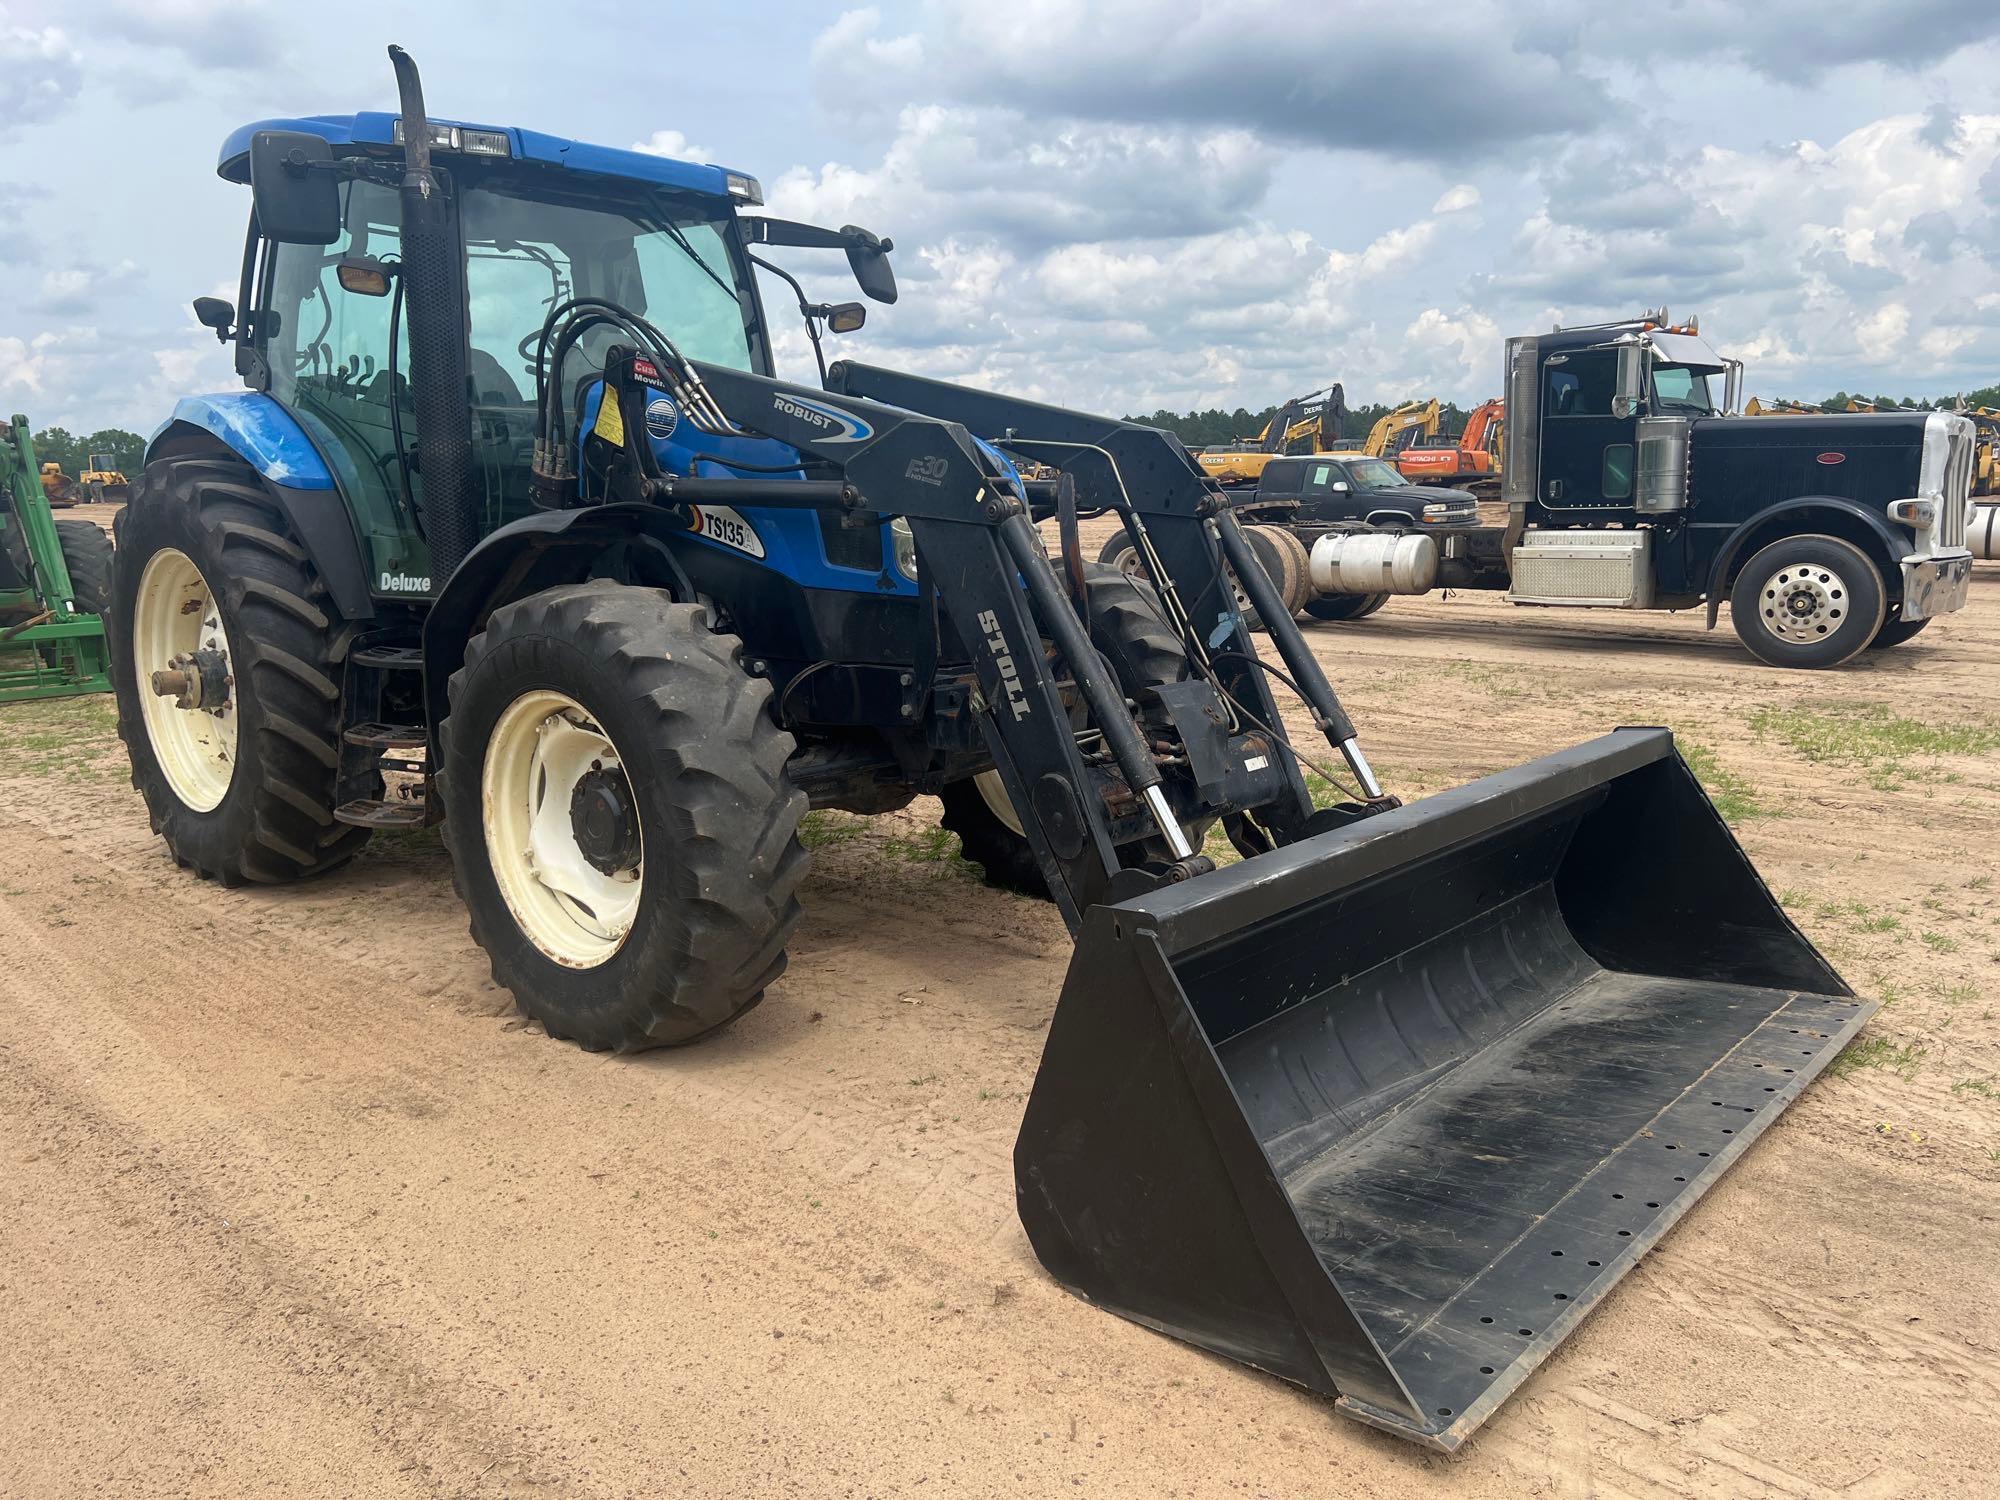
(436, 581, 810, 1050)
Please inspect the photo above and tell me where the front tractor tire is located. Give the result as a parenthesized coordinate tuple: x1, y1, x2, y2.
(436, 582, 809, 1051)
(110, 456, 368, 885)
(1728, 534, 1887, 669)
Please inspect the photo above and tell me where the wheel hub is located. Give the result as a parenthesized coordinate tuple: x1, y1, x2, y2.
(151, 645, 231, 713)
(1760, 564, 1847, 644)
(570, 766, 640, 876)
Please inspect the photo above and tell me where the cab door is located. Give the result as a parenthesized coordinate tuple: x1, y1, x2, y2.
(1537, 350, 1637, 512)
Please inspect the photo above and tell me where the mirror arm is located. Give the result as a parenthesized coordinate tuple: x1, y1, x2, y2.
(748, 250, 828, 386)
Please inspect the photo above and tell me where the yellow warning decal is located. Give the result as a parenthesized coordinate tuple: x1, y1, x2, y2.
(593, 391, 625, 446)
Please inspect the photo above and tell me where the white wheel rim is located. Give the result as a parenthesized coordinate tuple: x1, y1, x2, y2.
(1111, 545, 1144, 579)
(973, 769, 1025, 837)
(1759, 562, 1851, 645)
(132, 547, 238, 812)
(481, 691, 644, 968)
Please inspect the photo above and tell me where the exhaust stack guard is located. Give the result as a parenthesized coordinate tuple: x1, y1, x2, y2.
(1016, 728, 1871, 1451)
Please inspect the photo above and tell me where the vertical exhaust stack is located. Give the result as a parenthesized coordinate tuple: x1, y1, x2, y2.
(1016, 729, 1873, 1451)
(387, 45, 478, 579)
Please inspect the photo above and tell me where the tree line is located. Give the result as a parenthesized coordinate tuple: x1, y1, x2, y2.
(30, 426, 148, 477)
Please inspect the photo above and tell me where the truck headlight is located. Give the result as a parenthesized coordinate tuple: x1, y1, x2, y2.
(1888, 499, 1935, 529)
(891, 516, 918, 580)
(1422, 502, 1452, 516)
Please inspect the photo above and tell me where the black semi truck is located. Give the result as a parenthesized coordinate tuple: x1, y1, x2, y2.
(1289, 313, 1977, 667)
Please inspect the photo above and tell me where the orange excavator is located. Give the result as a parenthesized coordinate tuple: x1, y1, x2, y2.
(1395, 397, 1503, 497)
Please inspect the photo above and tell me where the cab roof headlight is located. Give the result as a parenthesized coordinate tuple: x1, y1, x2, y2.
(725, 171, 764, 205)
(391, 121, 511, 158)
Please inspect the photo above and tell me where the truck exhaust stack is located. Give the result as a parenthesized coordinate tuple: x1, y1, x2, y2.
(1016, 729, 1872, 1451)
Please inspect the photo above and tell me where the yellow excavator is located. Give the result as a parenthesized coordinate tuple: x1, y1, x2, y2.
(1194, 384, 1346, 486)
(1350, 396, 1441, 459)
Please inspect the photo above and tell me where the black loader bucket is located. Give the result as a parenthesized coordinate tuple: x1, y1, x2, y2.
(1015, 729, 1872, 1452)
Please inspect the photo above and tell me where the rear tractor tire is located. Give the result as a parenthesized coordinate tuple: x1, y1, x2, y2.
(110, 455, 368, 885)
(1728, 534, 1886, 669)
(436, 581, 810, 1051)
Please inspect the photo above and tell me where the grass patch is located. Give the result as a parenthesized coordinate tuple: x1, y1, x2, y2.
(1748, 703, 2000, 790)
(1919, 931, 1961, 955)
(1829, 1035, 1926, 1081)
(1950, 1077, 1999, 1100)
(1678, 741, 1770, 824)
(0, 694, 124, 783)
(799, 811, 863, 851)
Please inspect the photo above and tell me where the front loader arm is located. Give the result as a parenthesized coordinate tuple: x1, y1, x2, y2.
(818, 361, 1389, 812)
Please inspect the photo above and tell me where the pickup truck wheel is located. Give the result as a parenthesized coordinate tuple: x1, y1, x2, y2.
(1728, 534, 1886, 669)
(1867, 612, 1932, 650)
(1304, 592, 1390, 622)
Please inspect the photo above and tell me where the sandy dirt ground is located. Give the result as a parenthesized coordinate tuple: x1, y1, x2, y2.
(2, 540, 1997, 1499)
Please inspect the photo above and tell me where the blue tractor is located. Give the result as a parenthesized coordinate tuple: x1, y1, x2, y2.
(109, 47, 1876, 1451)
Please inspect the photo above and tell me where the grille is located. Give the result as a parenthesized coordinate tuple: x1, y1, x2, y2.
(1941, 428, 1972, 548)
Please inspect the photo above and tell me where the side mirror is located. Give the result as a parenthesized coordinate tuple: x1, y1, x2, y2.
(248, 130, 342, 245)
(336, 256, 394, 298)
(824, 302, 866, 334)
(1331, 481, 1351, 493)
(192, 296, 235, 342)
(842, 225, 898, 304)
(1612, 343, 1646, 419)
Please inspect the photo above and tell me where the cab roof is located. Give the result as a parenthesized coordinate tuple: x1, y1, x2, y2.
(216, 112, 751, 201)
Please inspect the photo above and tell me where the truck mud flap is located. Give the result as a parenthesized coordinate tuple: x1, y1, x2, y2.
(1014, 728, 1872, 1452)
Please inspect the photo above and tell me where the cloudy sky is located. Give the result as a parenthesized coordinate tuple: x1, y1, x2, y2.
(3, 0, 1998, 435)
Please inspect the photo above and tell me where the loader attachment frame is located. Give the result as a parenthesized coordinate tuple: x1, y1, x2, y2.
(1016, 728, 1872, 1451)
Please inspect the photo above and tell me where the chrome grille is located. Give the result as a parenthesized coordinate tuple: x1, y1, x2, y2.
(1942, 427, 1972, 547)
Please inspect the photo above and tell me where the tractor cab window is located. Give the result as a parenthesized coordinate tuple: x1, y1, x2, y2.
(262, 176, 419, 585)
(1650, 364, 1716, 415)
(1544, 351, 1618, 417)
(458, 180, 763, 410)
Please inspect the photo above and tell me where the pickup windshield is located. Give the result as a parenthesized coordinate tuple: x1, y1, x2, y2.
(1651, 364, 1716, 415)
(1347, 458, 1408, 488)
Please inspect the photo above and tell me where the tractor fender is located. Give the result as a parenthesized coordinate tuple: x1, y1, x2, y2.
(146, 395, 376, 622)
(1701, 496, 1906, 629)
(420, 504, 696, 743)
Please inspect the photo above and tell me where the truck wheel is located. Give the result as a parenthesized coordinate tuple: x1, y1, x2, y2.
(942, 562, 1203, 898)
(437, 582, 809, 1051)
(1728, 535, 1886, 669)
(54, 519, 112, 615)
(1867, 612, 1931, 650)
(1303, 592, 1390, 622)
(111, 456, 369, 885)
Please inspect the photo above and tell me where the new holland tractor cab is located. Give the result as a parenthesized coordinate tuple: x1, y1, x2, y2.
(111, 47, 1878, 1452)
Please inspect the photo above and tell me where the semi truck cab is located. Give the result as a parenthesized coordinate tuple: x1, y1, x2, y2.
(1488, 313, 1975, 665)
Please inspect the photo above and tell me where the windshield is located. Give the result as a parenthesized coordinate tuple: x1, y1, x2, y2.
(1347, 458, 1408, 488)
(1651, 364, 1716, 415)
(460, 180, 762, 400)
